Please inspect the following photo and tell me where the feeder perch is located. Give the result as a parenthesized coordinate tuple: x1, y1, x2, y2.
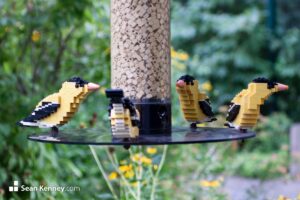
(27, 0, 256, 146)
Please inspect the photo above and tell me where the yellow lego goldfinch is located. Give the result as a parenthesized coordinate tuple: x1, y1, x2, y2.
(106, 89, 140, 138)
(176, 75, 216, 128)
(17, 77, 100, 131)
(225, 77, 288, 130)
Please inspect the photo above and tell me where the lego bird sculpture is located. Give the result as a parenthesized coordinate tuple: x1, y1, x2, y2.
(176, 75, 216, 128)
(106, 89, 140, 138)
(17, 77, 100, 134)
(225, 77, 288, 130)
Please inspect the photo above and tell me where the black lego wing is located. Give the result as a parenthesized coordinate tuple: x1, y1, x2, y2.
(22, 102, 60, 122)
(226, 104, 240, 122)
(199, 99, 214, 117)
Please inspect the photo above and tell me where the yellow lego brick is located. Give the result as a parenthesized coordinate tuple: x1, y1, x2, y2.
(176, 75, 216, 125)
(109, 103, 140, 138)
(227, 78, 288, 129)
(18, 77, 100, 128)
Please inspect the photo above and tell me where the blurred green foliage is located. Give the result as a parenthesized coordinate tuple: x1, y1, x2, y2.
(0, 0, 298, 199)
(225, 113, 291, 179)
(247, 113, 291, 153)
(0, 0, 112, 199)
(171, 0, 300, 120)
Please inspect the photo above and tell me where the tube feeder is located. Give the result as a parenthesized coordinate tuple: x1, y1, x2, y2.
(111, 0, 171, 135)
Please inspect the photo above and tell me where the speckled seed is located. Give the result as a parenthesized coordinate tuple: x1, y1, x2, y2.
(111, 0, 170, 100)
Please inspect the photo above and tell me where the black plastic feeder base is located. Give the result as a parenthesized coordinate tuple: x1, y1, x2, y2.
(28, 126, 255, 146)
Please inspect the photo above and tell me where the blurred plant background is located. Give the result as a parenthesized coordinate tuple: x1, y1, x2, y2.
(0, 0, 299, 199)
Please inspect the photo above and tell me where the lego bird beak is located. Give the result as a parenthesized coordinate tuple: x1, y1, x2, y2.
(276, 83, 289, 91)
(176, 80, 185, 88)
(88, 83, 100, 91)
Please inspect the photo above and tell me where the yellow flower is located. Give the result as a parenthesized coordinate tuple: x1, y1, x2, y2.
(200, 180, 220, 188)
(171, 47, 189, 61)
(108, 172, 118, 180)
(31, 30, 41, 42)
(119, 165, 132, 173)
(131, 154, 141, 162)
(153, 164, 158, 170)
(177, 52, 189, 61)
(131, 154, 152, 165)
(278, 195, 291, 200)
(118, 164, 134, 179)
(124, 170, 134, 179)
(146, 147, 157, 155)
(201, 81, 213, 92)
(171, 47, 177, 58)
(297, 193, 300, 200)
(141, 156, 152, 165)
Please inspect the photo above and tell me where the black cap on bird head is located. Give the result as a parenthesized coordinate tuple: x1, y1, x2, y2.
(67, 76, 100, 91)
(252, 77, 289, 91)
(177, 75, 195, 85)
(68, 77, 88, 87)
(252, 77, 277, 89)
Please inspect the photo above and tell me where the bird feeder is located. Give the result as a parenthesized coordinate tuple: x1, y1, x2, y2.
(111, 0, 171, 135)
(27, 0, 255, 146)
